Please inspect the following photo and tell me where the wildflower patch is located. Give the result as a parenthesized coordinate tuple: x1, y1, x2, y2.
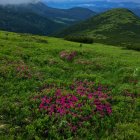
(59, 51, 77, 61)
(32, 81, 112, 133)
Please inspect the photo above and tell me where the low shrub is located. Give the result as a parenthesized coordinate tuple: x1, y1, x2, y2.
(30, 81, 113, 138)
(126, 44, 140, 51)
(59, 51, 77, 61)
(65, 36, 94, 44)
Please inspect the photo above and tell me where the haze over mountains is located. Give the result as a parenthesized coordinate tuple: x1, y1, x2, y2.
(19, 2, 95, 25)
(46, 1, 140, 17)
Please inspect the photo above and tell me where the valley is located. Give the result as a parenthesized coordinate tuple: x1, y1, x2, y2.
(0, 2, 95, 35)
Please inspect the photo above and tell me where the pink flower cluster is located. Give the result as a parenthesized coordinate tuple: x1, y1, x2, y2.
(39, 90, 79, 116)
(38, 81, 112, 117)
(59, 51, 77, 61)
(16, 65, 32, 79)
(33, 81, 112, 132)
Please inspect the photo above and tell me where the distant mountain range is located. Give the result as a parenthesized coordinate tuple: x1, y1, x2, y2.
(46, 1, 140, 17)
(21, 2, 96, 25)
(131, 8, 140, 17)
(57, 8, 140, 50)
(0, 5, 63, 35)
(0, 2, 96, 35)
(0, 2, 140, 50)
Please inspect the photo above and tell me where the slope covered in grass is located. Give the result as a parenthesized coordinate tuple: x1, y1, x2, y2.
(57, 8, 140, 50)
(0, 5, 65, 35)
(0, 31, 140, 139)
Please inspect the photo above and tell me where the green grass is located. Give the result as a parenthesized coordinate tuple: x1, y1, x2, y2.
(0, 30, 140, 139)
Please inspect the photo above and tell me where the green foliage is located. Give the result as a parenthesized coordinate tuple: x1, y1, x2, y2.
(125, 43, 140, 51)
(65, 36, 94, 44)
(0, 30, 140, 139)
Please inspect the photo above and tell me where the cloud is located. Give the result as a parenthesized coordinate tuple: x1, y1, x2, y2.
(0, 0, 41, 5)
(44, 0, 140, 3)
(1, 0, 140, 6)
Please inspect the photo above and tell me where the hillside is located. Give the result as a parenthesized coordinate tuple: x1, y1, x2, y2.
(0, 30, 140, 139)
(0, 5, 65, 35)
(57, 8, 140, 50)
(0, 2, 96, 35)
(26, 3, 96, 25)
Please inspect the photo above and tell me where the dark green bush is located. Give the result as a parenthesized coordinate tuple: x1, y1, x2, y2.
(125, 43, 140, 51)
(65, 36, 94, 44)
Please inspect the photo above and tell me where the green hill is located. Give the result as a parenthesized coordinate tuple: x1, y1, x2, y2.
(25, 3, 96, 25)
(0, 30, 140, 139)
(0, 3, 96, 35)
(57, 8, 140, 50)
(0, 6, 65, 35)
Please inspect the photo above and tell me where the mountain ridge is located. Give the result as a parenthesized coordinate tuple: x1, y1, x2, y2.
(0, 2, 96, 35)
(45, 1, 140, 17)
(56, 8, 140, 50)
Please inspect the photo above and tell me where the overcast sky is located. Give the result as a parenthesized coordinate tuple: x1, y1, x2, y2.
(0, 0, 140, 5)
(44, 0, 140, 3)
(0, 0, 40, 5)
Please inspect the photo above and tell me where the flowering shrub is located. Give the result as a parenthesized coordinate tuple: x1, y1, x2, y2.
(16, 64, 32, 79)
(59, 51, 77, 61)
(33, 81, 112, 134)
(123, 89, 138, 98)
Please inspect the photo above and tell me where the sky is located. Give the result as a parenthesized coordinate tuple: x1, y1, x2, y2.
(0, 0, 40, 5)
(0, 0, 140, 5)
(44, 0, 140, 3)
(44, 0, 140, 9)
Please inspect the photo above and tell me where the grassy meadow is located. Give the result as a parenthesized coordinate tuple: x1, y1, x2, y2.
(0, 31, 140, 139)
